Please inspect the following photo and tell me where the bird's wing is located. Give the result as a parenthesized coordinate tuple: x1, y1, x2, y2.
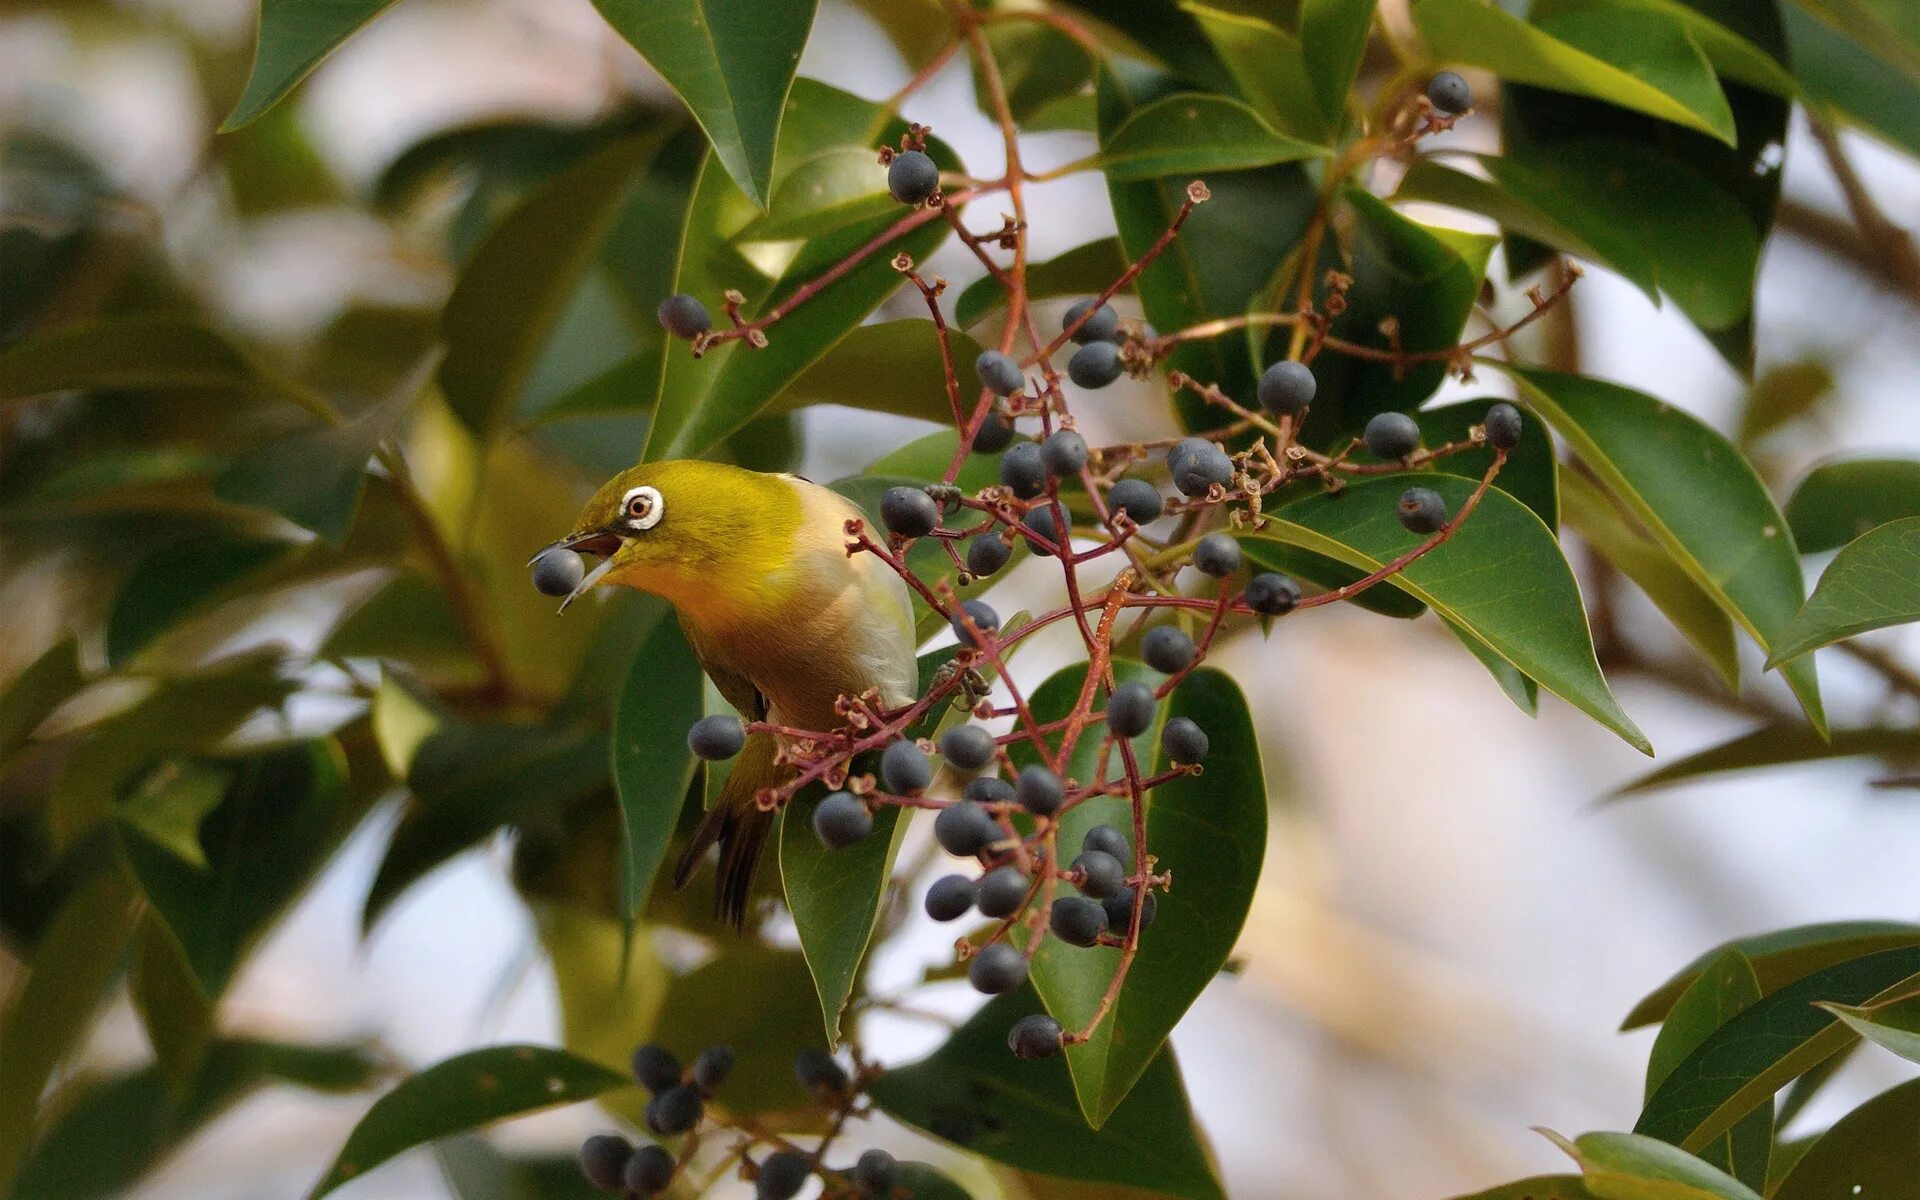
(678, 615, 766, 720)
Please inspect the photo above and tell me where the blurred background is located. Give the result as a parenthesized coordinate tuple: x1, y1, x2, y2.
(3, 1, 1919, 1197)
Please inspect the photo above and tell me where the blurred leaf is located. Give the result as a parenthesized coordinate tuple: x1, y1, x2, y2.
(976, 20, 1093, 126)
(846, 0, 951, 69)
(872, 989, 1224, 1199)
(1252, 473, 1649, 753)
(1644, 950, 1769, 1190)
(117, 761, 229, 868)
(214, 384, 412, 544)
(1412, 0, 1735, 141)
(1769, 516, 1920, 665)
(1793, 0, 1920, 75)
(1772, 1076, 1920, 1200)
(1300, 0, 1379, 129)
(326, 572, 476, 681)
(892, 1163, 977, 1200)
(611, 617, 703, 921)
(1784, 3, 1920, 158)
(1545, 1130, 1761, 1200)
(1097, 93, 1324, 182)
(1817, 993, 1920, 1064)
(1009, 662, 1265, 1127)
(0, 867, 140, 1195)
(309, 1045, 630, 1199)
(1560, 469, 1739, 692)
(1622, 922, 1920, 1029)
(1773, 1039, 1853, 1129)
(1423, 398, 1559, 530)
(1024, 91, 1098, 133)
(219, 101, 342, 215)
(956, 238, 1127, 331)
(534, 905, 669, 1129)
(773, 320, 985, 425)
(1785, 458, 1920, 554)
(0, 316, 261, 406)
(1506, 368, 1822, 733)
(129, 911, 215, 1092)
(1613, 725, 1920, 798)
(1555, 0, 1796, 96)
(651, 946, 825, 1114)
(589, 0, 817, 208)
(0, 636, 82, 765)
(1738, 361, 1832, 447)
(223, 0, 406, 129)
(1442, 1178, 1601, 1200)
(1635, 944, 1920, 1152)
(104, 534, 294, 668)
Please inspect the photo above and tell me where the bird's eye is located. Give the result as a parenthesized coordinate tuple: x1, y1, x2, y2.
(620, 486, 664, 531)
(626, 495, 650, 519)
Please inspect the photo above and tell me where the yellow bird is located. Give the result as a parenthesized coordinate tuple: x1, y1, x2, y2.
(539, 460, 918, 927)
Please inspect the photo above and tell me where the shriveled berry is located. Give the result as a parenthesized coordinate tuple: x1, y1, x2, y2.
(579, 1134, 632, 1190)
(1103, 886, 1157, 932)
(1073, 849, 1125, 899)
(965, 534, 1011, 577)
(1022, 505, 1061, 557)
(644, 1085, 703, 1135)
(925, 873, 976, 921)
(625, 1144, 676, 1195)
(1428, 70, 1472, 115)
(975, 866, 1029, 918)
(1363, 411, 1421, 460)
(1050, 896, 1108, 946)
(934, 801, 1001, 857)
(1016, 764, 1063, 815)
(1108, 478, 1164, 525)
(813, 791, 873, 848)
(1082, 825, 1130, 862)
(881, 486, 938, 538)
(888, 150, 940, 204)
(1106, 681, 1156, 738)
(940, 725, 996, 771)
(1191, 532, 1241, 578)
(1244, 571, 1301, 615)
(969, 943, 1028, 994)
(1162, 716, 1209, 764)
(964, 775, 1014, 805)
(1064, 298, 1120, 344)
(532, 549, 585, 597)
(756, 1150, 814, 1200)
(1257, 359, 1317, 415)
(794, 1048, 849, 1093)
(881, 739, 932, 794)
(1041, 430, 1089, 476)
(1000, 441, 1046, 498)
(687, 715, 745, 761)
(952, 598, 1000, 647)
(1484, 402, 1523, 451)
(975, 350, 1025, 397)
(656, 294, 710, 339)
(1398, 486, 1448, 534)
(1141, 625, 1196, 674)
(1067, 341, 1123, 389)
(1008, 1013, 1063, 1059)
(854, 1149, 897, 1196)
(971, 410, 1015, 453)
(631, 1044, 682, 1093)
(1171, 442, 1233, 497)
(691, 1046, 734, 1095)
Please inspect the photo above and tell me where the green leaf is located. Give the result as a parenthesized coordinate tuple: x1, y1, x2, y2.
(745, 146, 904, 242)
(891, 1163, 977, 1200)
(1644, 950, 1769, 1191)
(1543, 0, 1797, 97)
(955, 238, 1127, 331)
(976, 20, 1095, 126)
(1784, 3, 1920, 160)
(223, 0, 405, 129)
(1621, 921, 1920, 1030)
(1784, 458, 1920, 553)
(1442, 1178, 1601, 1200)
(0, 867, 141, 1196)
(0, 636, 83, 765)
(118, 762, 229, 869)
(1772, 1076, 1920, 1200)
(130, 911, 216, 1091)
(611, 617, 704, 922)
(779, 799, 906, 1046)
(1239, 539, 1428, 619)
(1097, 92, 1325, 182)
(1182, 5, 1329, 142)
(1251, 473, 1649, 753)
(309, 1045, 630, 1199)
(589, 0, 817, 208)
(1300, 0, 1380, 132)
(1546, 1130, 1762, 1200)
(651, 947, 823, 1114)
(1447, 617, 1541, 717)
(1012, 663, 1266, 1126)
(772, 320, 985, 426)
(869, 990, 1226, 1200)
(214, 385, 411, 543)
(1424, 398, 1559, 529)
(1635, 944, 1920, 1152)
(1504, 367, 1822, 734)
(1769, 516, 1920, 665)
(1560, 469, 1739, 692)
(1613, 726, 1920, 798)
(1818, 993, 1920, 1065)
(1411, 0, 1736, 142)
(0, 315, 262, 406)
(104, 534, 294, 668)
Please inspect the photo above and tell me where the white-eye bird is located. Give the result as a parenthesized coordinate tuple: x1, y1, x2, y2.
(541, 460, 918, 927)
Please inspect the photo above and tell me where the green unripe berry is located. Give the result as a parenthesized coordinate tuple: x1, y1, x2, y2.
(1008, 1013, 1063, 1059)
(532, 549, 585, 597)
(969, 942, 1028, 994)
(813, 791, 873, 849)
(1067, 340, 1123, 389)
(656, 294, 710, 339)
(887, 150, 940, 204)
(975, 350, 1025, 397)
(1363, 411, 1421, 460)
(881, 485, 938, 538)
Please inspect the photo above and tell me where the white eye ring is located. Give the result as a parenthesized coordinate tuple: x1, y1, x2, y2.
(621, 486, 664, 531)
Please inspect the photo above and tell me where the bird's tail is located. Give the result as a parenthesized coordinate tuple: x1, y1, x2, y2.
(672, 731, 781, 929)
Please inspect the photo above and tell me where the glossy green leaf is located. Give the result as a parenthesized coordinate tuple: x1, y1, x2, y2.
(1182, 5, 1327, 141)
(1772, 1076, 1920, 1200)
(780, 799, 905, 1046)
(1546, 1130, 1761, 1200)
(652, 947, 822, 1114)
(1636, 944, 1920, 1152)
(0, 636, 82, 765)
(223, 0, 405, 129)
(1644, 950, 1769, 1190)
(589, 0, 817, 208)
(309, 1045, 630, 1198)
(1818, 993, 1920, 1064)
(1622, 921, 1920, 1030)
(746, 146, 901, 241)
(0, 316, 261, 406)
(610, 616, 703, 923)
(1412, 0, 1735, 142)
(1097, 92, 1324, 182)
(1253, 473, 1649, 753)
(1770, 516, 1920, 664)
(1539, 0, 1797, 97)
(1613, 725, 1920, 798)
(104, 535, 293, 668)
(772, 320, 985, 426)
(1505, 367, 1822, 733)
(1784, 458, 1920, 554)
(1011, 662, 1266, 1126)
(1301, 0, 1380, 132)
(214, 386, 411, 543)
(1560, 469, 1739, 692)
(955, 237, 1127, 331)
(870, 989, 1226, 1200)
(1446, 617, 1541, 716)
(1442, 1178, 1600, 1200)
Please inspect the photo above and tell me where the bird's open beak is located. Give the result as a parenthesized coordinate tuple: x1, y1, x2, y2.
(534, 530, 624, 613)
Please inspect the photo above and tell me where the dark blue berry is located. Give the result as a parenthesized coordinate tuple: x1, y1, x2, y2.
(1141, 625, 1196, 673)
(976, 866, 1029, 917)
(965, 775, 1014, 805)
(941, 725, 996, 771)
(975, 350, 1025, 397)
(1067, 340, 1123, 389)
(755, 1150, 813, 1200)
(969, 943, 1028, 994)
(854, 1149, 897, 1196)
(813, 791, 873, 848)
(1008, 1013, 1063, 1059)
(691, 1046, 734, 1095)
(1244, 572, 1302, 615)
(1484, 402, 1522, 451)
(1073, 849, 1125, 899)
(888, 150, 940, 204)
(966, 534, 1012, 576)
(1041, 430, 1089, 476)
(1050, 896, 1107, 946)
(532, 549, 585, 597)
(1428, 70, 1472, 114)
(644, 1085, 703, 1135)
(881, 486, 938, 538)
(794, 1048, 848, 1092)
(579, 1135, 632, 1190)
(687, 715, 745, 761)
(1363, 411, 1421, 460)
(1108, 478, 1164, 525)
(1161, 716, 1209, 764)
(1103, 886, 1157, 932)
(1000, 441, 1046, 498)
(925, 873, 976, 921)
(934, 801, 1001, 857)
(656, 294, 710, 339)
(952, 598, 1000, 647)
(1022, 505, 1061, 557)
(1016, 764, 1063, 815)
(625, 1144, 676, 1195)
(1106, 681, 1156, 738)
(1064, 298, 1120, 344)
(631, 1044, 681, 1093)
(1257, 360, 1316, 415)
(1191, 532, 1241, 578)
(881, 739, 932, 794)
(1082, 825, 1130, 862)
(971, 410, 1015, 453)
(1398, 486, 1448, 534)
(1171, 441, 1233, 497)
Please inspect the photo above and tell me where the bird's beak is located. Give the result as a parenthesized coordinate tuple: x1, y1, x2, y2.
(534, 530, 624, 613)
